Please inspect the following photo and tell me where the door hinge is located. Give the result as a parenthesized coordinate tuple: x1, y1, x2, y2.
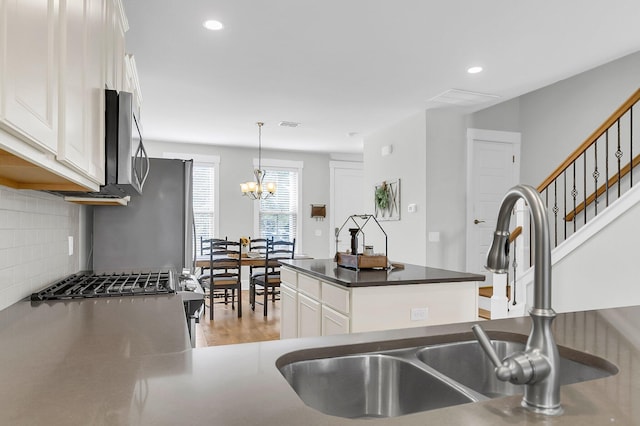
(512, 155, 515, 163)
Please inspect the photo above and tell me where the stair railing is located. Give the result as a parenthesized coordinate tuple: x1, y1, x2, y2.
(505, 88, 640, 315)
(537, 88, 640, 248)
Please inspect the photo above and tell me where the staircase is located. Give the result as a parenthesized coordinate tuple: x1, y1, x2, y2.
(478, 286, 510, 319)
(480, 88, 640, 319)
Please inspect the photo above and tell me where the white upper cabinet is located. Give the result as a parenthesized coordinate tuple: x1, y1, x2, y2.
(57, 0, 106, 184)
(124, 53, 142, 117)
(1, 0, 59, 153)
(105, 0, 127, 91)
(0, 0, 136, 191)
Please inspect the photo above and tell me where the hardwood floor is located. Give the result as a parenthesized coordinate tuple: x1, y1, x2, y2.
(195, 290, 281, 347)
(194, 289, 489, 347)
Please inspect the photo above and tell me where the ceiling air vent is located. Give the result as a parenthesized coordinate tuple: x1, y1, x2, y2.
(427, 89, 500, 107)
(279, 121, 300, 128)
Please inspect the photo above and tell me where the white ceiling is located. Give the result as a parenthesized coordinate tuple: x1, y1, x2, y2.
(123, 1, 640, 154)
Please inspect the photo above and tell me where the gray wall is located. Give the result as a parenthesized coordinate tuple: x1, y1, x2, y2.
(470, 50, 640, 186)
(144, 140, 333, 259)
(363, 112, 428, 265)
(362, 108, 469, 271)
(467, 97, 521, 133)
(425, 108, 468, 271)
(363, 50, 640, 272)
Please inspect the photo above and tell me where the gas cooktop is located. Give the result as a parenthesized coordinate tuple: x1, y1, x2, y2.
(30, 271, 175, 301)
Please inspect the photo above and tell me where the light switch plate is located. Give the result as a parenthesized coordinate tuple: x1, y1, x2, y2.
(68, 236, 73, 256)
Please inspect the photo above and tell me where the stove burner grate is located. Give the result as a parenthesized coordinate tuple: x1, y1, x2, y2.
(31, 271, 175, 301)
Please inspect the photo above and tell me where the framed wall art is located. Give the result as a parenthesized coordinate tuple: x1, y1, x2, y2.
(374, 179, 400, 221)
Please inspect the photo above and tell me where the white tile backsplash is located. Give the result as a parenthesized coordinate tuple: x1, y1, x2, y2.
(0, 187, 83, 311)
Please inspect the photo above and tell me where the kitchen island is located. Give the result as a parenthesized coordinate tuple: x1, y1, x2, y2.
(0, 292, 638, 425)
(279, 259, 485, 337)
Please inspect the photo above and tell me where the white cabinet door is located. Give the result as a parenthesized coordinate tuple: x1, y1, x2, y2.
(321, 281, 350, 314)
(321, 305, 350, 336)
(1, 0, 59, 153)
(58, 0, 106, 184)
(104, 0, 126, 91)
(123, 53, 142, 116)
(298, 293, 321, 338)
(280, 283, 298, 339)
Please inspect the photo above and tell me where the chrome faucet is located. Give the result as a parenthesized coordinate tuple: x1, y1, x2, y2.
(472, 184, 563, 415)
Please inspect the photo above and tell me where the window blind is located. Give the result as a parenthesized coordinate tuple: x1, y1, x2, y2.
(192, 164, 216, 254)
(258, 168, 298, 242)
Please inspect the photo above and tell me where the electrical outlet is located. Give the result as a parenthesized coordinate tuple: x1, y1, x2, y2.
(410, 307, 428, 321)
(68, 236, 74, 256)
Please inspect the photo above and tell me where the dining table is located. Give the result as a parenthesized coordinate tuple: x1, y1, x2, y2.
(195, 252, 276, 318)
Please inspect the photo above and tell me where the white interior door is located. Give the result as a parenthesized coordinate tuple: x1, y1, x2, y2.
(466, 129, 521, 287)
(330, 162, 364, 255)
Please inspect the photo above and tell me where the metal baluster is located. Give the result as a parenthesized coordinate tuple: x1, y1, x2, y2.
(571, 163, 577, 233)
(563, 171, 567, 242)
(616, 119, 622, 199)
(606, 130, 610, 207)
(512, 237, 517, 306)
(553, 180, 559, 247)
(583, 152, 587, 225)
(593, 140, 599, 217)
(631, 106, 634, 188)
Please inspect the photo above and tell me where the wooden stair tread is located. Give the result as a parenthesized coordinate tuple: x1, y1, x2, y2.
(479, 285, 511, 299)
(478, 308, 491, 320)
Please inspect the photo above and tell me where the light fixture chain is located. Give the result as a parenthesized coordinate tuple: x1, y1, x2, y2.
(240, 121, 275, 200)
(257, 121, 263, 172)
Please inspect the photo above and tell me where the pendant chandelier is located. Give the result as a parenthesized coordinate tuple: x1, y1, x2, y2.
(240, 122, 276, 199)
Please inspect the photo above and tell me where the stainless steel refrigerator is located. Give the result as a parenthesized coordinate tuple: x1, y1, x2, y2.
(92, 158, 194, 274)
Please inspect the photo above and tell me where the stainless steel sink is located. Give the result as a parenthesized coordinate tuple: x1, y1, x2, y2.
(277, 333, 617, 419)
(416, 340, 617, 398)
(278, 352, 484, 418)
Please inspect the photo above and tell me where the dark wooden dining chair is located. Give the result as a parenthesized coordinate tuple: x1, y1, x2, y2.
(248, 237, 272, 308)
(199, 236, 227, 277)
(251, 238, 295, 316)
(198, 238, 242, 320)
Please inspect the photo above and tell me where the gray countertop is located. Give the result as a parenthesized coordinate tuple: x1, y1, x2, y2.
(280, 258, 486, 287)
(1, 293, 639, 425)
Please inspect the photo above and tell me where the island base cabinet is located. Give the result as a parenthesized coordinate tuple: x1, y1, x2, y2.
(298, 293, 321, 338)
(280, 283, 298, 339)
(321, 305, 350, 336)
(350, 282, 478, 333)
(278, 266, 479, 339)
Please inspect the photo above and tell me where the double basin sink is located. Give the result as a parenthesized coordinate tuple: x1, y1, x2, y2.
(276, 331, 617, 419)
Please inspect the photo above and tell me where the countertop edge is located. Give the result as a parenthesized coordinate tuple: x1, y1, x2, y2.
(280, 258, 486, 287)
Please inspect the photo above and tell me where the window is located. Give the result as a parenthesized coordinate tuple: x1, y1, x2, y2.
(163, 152, 219, 256)
(193, 163, 216, 254)
(255, 160, 303, 247)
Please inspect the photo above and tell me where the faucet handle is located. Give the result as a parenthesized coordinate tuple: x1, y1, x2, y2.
(472, 324, 547, 384)
(471, 324, 503, 368)
(472, 324, 523, 382)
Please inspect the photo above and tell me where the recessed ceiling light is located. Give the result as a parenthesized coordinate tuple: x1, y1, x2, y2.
(203, 20, 224, 31)
(467, 66, 483, 74)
